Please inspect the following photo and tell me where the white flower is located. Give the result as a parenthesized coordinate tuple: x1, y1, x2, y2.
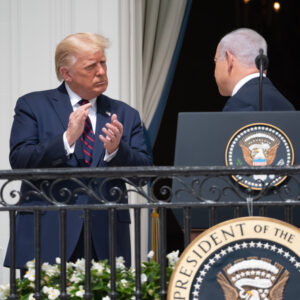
(41, 262, 50, 271)
(24, 269, 35, 282)
(75, 285, 85, 298)
(73, 258, 85, 273)
(141, 273, 147, 283)
(55, 257, 61, 264)
(167, 250, 180, 268)
(0, 284, 9, 292)
(120, 279, 128, 287)
(42, 262, 59, 277)
(130, 267, 135, 275)
(48, 289, 60, 300)
(28, 293, 35, 300)
(91, 261, 105, 275)
(0, 291, 6, 300)
(116, 256, 125, 270)
(0, 284, 9, 300)
(69, 273, 82, 284)
(147, 250, 154, 259)
(102, 296, 110, 300)
(66, 286, 75, 294)
(26, 259, 35, 270)
(42, 286, 60, 300)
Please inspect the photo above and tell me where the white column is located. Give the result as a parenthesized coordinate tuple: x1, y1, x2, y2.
(119, 0, 149, 264)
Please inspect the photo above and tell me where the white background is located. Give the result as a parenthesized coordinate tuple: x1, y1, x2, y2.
(0, 0, 146, 283)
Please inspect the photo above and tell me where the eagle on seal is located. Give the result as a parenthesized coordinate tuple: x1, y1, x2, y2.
(239, 141, 280, 166)
(217, 269, 289, 300)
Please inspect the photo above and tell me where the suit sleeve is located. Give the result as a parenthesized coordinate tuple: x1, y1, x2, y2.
(9, 97, 67, 169)
(105, 109, 152, 167)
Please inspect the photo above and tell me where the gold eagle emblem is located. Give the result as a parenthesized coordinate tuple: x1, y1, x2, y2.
(217, 258, 289, 300)
(239, 132, 280, 166)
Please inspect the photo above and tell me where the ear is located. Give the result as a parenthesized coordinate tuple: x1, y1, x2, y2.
(225, 50, 235, 73)
(60, 66, 72, 82)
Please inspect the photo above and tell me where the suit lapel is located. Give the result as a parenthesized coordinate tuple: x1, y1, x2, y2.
(50, 83, 73, 130)
(50, 85, 111, 166)
(50, 83, 84, 163)
(91, 95, 111, 167)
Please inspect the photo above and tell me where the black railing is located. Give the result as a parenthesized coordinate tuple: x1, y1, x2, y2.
(1, 166, 300, 300)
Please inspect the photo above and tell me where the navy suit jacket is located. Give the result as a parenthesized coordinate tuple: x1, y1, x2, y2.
(5, 83, 152, 268)
(223, 77, 295, 111)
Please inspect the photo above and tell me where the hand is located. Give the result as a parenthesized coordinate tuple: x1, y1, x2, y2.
(99, 114, 123, 154)
(66, 102, 92, 146)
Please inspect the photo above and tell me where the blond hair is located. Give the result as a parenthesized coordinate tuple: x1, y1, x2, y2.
(55, 32, 109, 81)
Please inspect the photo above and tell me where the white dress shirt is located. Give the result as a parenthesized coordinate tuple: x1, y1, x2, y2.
(232, 72, 265, 96)
(63, 83, 117, 161)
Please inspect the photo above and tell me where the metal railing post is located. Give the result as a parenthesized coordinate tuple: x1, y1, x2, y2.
(9, 210, 18, 300)
(109, 208, 117, 300)
(84, 209, 92, 300)
(183, 207, 191, 247)
(34, 210, 41, 300)
(134, 208, 142, 300)
(159, 207, 167, 300)
(59, 209, 68, 300)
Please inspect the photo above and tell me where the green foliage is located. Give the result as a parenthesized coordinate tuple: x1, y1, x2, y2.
(236, 158, 243, 166)
(0, 251, 179, 300)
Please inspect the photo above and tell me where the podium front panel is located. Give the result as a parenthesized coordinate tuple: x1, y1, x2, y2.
(172, 111, 300, 228)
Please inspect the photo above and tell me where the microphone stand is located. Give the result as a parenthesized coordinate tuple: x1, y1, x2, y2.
(258, 57, 264, 111)
(255, 49, 269, 111)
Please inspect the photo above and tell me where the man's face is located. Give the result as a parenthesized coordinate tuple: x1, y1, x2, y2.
(214, 45, 230, 96)
(64, 50, 108, 100)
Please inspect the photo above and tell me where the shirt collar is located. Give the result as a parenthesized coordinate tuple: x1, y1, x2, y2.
(232, 73, 266, 96)
(65, 82, 97, 109)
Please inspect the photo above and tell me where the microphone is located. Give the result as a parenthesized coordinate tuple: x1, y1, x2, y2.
(255, 49, 269, 111)
(255, 48, 269, 71)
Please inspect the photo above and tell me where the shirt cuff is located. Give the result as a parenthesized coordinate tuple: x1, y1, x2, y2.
(104, 148, 118, 162)
(63, 131, 75, 156)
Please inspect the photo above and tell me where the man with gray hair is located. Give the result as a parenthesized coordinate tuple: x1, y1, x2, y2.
(214, 28, 295, 111)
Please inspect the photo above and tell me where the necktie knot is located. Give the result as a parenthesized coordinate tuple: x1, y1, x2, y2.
(79, 99, 89, 106)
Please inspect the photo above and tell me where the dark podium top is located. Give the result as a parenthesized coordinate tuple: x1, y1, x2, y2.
(172, 111, 300, 228)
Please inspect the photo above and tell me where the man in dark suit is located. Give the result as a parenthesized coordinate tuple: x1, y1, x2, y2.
(214, 28, 295, 111)
(5, 33, 152, 269)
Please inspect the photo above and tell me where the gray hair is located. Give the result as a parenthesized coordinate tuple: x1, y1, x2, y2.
(218, 28, 267, 68)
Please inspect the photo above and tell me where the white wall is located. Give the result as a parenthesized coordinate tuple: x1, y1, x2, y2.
(0, 0, 147, 284)
(0, 0, 126, 170)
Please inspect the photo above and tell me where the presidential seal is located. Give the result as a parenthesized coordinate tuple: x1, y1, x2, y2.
(225, 123, 294, 190)
(167, 217, 300, 300)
